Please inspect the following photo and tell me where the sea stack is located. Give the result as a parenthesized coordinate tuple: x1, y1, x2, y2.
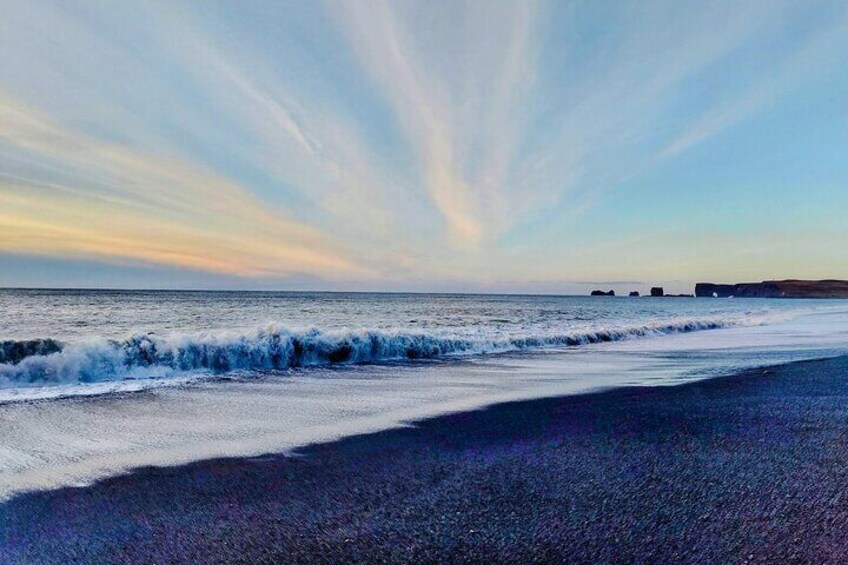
(650, 287, 664, 297)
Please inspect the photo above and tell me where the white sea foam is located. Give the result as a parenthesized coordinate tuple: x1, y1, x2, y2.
(0, 313, 782, 399)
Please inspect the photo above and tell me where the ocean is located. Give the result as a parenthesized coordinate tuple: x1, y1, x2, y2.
(2, 289, 848, 498)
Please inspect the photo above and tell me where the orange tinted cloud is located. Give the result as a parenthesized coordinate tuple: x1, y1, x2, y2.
(0, 96, 370, 279)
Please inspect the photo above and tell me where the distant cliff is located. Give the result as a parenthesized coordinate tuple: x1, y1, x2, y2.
(696, 280, 848, 299)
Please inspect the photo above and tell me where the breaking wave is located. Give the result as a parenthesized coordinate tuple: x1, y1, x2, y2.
(0, 316, 756, 390)
(0, 339, 63, 365)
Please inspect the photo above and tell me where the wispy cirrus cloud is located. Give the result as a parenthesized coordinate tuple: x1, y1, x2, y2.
(0, 95, 370, 278)
(334, 0, 539, 246)
(1, 0, 847, 289)
(658, 4, 848, 160)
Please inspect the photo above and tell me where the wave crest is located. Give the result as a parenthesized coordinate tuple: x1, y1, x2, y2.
(0, 318, 745, 388)
(0, 339, 63, 365)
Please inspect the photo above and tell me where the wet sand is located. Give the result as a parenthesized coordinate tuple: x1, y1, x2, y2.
(3, 356, 848, 563)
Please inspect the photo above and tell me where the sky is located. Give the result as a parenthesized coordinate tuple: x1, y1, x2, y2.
(1, 0, 847, 294)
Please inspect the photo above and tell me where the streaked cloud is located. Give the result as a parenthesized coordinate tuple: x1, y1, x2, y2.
(1, 0, 847, 289)
(0, 95, 369, 278)
(334, 0, 539, 246)
(658, 3, 848, 159)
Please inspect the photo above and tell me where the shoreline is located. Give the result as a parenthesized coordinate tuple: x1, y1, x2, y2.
(4, 355, 848, 562)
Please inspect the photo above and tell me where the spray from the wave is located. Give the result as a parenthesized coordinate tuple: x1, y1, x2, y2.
(0, 316, 760, 389)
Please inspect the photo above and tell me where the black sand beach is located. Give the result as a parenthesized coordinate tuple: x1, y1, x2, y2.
(4, 356, 848, 563)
